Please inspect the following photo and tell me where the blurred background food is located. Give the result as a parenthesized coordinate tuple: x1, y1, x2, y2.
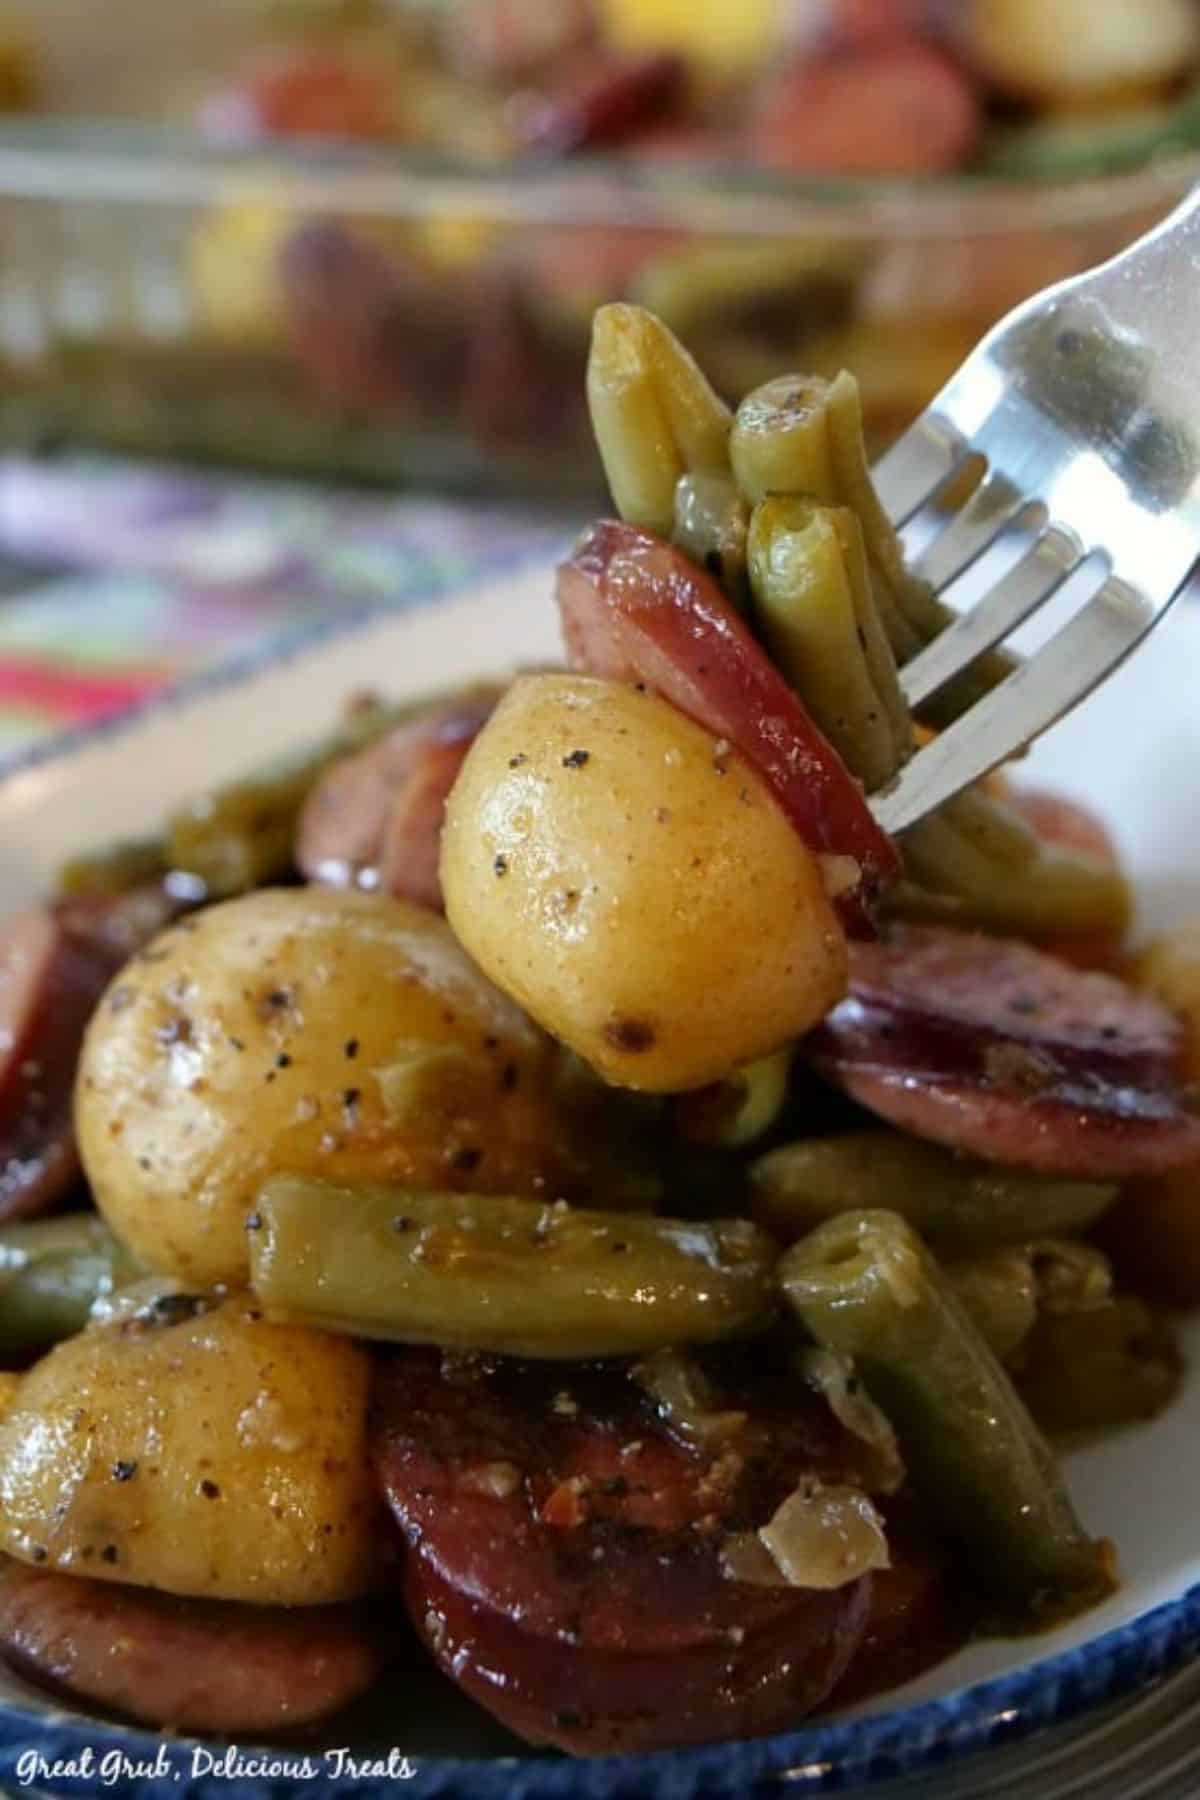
(2, 0, 1200, 496)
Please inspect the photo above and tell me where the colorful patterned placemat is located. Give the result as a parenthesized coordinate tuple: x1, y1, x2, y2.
(0, 455, 571, 763)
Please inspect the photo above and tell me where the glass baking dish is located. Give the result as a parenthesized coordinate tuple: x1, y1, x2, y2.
(0, 118, 1195, 499)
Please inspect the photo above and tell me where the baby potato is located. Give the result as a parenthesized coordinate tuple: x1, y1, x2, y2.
(0, 1298, 374, 1605)
(76, 888, 568, 1286)
(440, 673, 847, 1092)
(964, 0, 1198, 101)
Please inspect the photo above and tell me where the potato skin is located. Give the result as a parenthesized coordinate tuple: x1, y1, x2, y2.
(76, 888, 568, 1286)
(0, 1299, 375, 1605)
(965, 0, 1197, 100)
(440, 673, 848, 1092)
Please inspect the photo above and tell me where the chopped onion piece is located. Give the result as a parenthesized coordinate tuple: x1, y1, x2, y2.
(720, 1532, 791, 1587)
(631, 1349, 748, 1443)
(759, 1481, 890, 1590)
(798, 1347, 904, 1494)
(1031, 1241, 1113, 1315)
(818, 855, 862, 902)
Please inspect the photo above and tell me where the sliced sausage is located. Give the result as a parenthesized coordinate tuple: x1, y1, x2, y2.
(511, 52, 686, 156)
(825, 1509, 966, 1707)
(807, 924, 1200, 1179)
(280, 220, 470, 420)
(374, 1349, 874, 1753)
(0, 1558, 381, 1734)
(202, 50, 395, 145)
(461, 267, 589, 453)
(296, 687, 502, 910)
(752, 44, 980, 177)
(55, 883, 188, 965)
(557, 521, 900, 917)
(0, 911, 114, 1221)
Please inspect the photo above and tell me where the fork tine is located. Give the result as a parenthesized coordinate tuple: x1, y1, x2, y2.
(912, 469, 1029, 592)
(872, 572, 1170, 838)
(900, 525, 1083, 709)
(873, 412, 965, 526)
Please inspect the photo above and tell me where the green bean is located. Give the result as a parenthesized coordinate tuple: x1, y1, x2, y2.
(0, 1217, 144, 1361)
(164, 689, 451, 898)
(731, 373, 837, 506)
(250, 1176, 777, 1358)
(731, 372, 914, 609)
(817, 371, 1015, 719)
(57, 836, 168, 900)
(780, 1210, 1112, 1618)
(1014, 1297, 1183, 1439)
(751, 1131, 1116, 1253)
(674, 1048, 792, 1149)
(730, 369, 1014, 725)
(630, 240, 863, 348)
(748, 497, 910, 789)
(934, 788, 1040, 870)
(895, 589, 1017, 730)
(672, 472, 751, 609)
(587, 304, 732, 536)
(947, 1240, 1112, 1364)
(166, 745, 331, 897)
(897, 810, 1132, 942)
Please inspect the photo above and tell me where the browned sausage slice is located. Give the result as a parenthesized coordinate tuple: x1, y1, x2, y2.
(825, 1506, 966, 1707)
(807, 924, 1200, 1178)
(557, 520, 900, 920)
(0, 1558, 380, 1734)
(753, 44, 979, 177)
(374, 1349, 874, 1753)
(296, 688, 501, 910)
(0, 912, 114, 1221)
(0, 913, 58, 1089)
(281, 221, 470, 420)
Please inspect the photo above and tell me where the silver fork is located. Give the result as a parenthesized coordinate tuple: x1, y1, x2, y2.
(869, 182, 1200, 837)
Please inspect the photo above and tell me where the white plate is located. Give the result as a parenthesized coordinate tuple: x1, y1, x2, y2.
(2, 566, 1200, 1795)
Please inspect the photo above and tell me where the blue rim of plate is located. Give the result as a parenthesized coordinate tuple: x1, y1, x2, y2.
(0, 1584, 1197, 1800)
(2, 557, 1200, 1798)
